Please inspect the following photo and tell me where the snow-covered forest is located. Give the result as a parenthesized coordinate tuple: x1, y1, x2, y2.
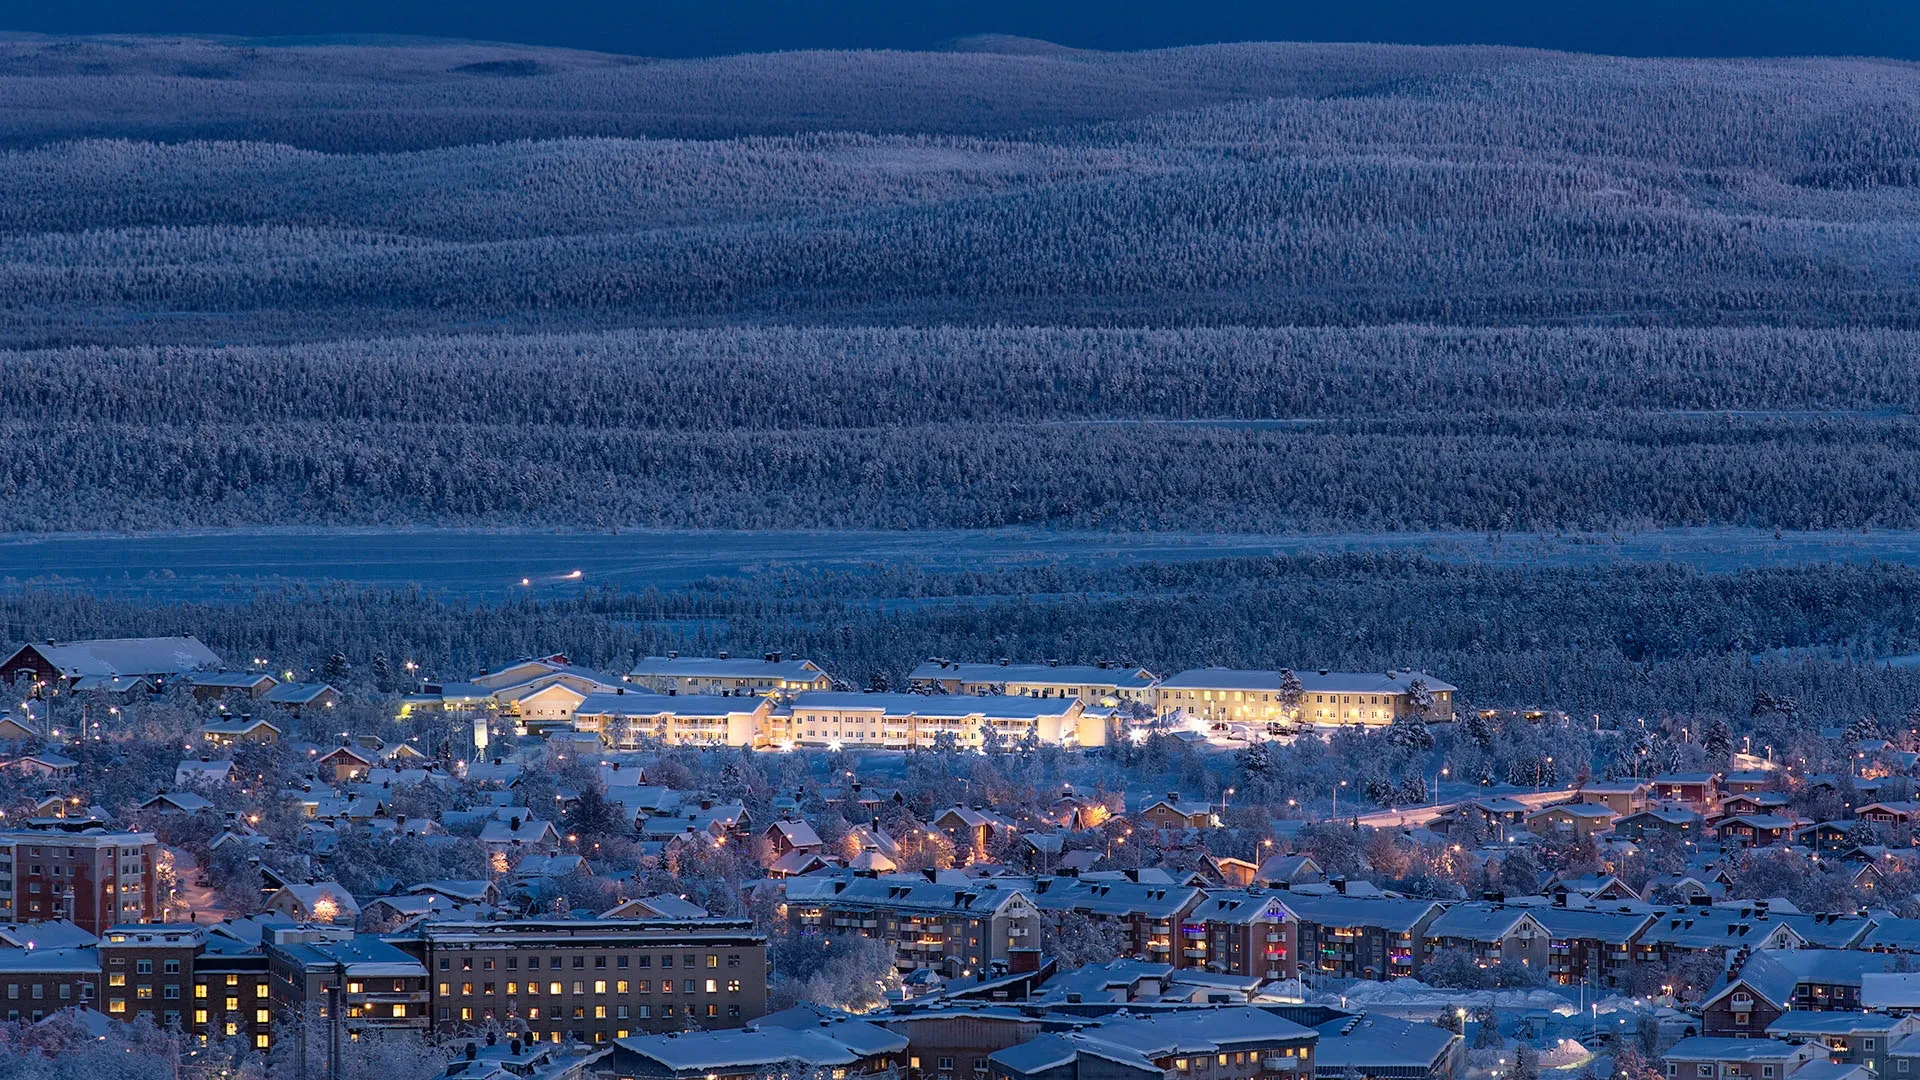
(4, 41, 1920, 530)
(5, 36, 1920, 716)
(8, 553, 1920, 721)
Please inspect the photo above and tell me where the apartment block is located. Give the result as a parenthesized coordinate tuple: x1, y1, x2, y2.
(0, 824, 160, 934)
(394, 919, 769, 1045)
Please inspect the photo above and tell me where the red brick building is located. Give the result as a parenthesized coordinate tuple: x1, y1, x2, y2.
(0, 824, 161, 934)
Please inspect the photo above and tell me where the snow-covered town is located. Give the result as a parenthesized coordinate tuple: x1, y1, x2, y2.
(0, 636, 1911, 1080)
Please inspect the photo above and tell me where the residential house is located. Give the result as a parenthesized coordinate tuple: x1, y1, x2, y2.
(265, 882, 361, 925)
(1651, 774, 1723, 813)
(198, 716, 282, 746)
(316, 745, 373, 783)
(184, 672, 279, 702)
(1526, 803, 1618, 841)
(1661, 1038, 1821, 1080)
(1139, 795, 1219, 832)
(1766, 1012, 1920, 1077)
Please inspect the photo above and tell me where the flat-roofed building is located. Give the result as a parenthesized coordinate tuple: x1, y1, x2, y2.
(267, 930, 431, 1038)
(394, 919, 768, 1045)
(909, 661, 1159, 708)
(626, 654, 831, 696)
(773, 692, 1105, 750)
(573, 693, 772, 749)
(0, 823, 160, 934)
(1156, 670, 1455, 726)
(0, 944, 98, 1022)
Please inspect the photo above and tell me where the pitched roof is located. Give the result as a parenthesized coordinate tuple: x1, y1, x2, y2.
(12, 637, 220, 678)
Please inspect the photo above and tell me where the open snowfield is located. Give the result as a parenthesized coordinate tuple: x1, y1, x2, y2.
(6, 525, 1920, 600)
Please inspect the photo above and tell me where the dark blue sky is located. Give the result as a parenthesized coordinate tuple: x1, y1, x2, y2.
(8, 0, 1920, 59)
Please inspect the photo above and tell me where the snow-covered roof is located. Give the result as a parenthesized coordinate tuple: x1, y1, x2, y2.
(1314, 1014, 1458, 1070)
(784, 691, 1079, 719)
(1157, 668, 1456, 694)
(12, 636, 220, 678)
(911, 661, 1159, 689)
(628, 655, 825, 681)
(264, 682, 338, 705)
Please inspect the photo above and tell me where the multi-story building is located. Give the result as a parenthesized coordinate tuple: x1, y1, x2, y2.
(0, 823, 160, 933)
(1533, 904, 1660, 988)
(1765, 1012, 1920, 1077)
(1186, 891, 1296, 981)
(908, 661, 1160, 709)
(101, 924, 209, 1035)
(784, 877, 1040, 979)
(394, 919, 769, 1045)
(1277, 894, 1445, 982)
(267, 930, 432, 1040)
(1027, 877, 1205, 968)
(0, 945, 98, 1022)
(572, 692, 774, 749)
(772, 692, 1107, 750)
(626, 653, 832, 696)
(1155, 670, 1455, 726)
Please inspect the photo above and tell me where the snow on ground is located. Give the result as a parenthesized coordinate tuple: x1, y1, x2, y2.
(9, 525, 1920, 601)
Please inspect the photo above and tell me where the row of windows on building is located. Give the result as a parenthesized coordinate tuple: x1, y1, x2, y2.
(436, 952, 742, 971)
(439, 1002, 742, 1028)
(438, 978, 743, 996)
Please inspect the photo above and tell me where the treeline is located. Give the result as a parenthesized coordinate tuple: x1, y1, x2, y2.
(8, 553, 1920, 724)
(7, 410, 1920, 531)
(10, 326, 1920, 427)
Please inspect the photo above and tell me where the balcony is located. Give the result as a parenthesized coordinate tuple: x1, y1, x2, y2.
(1266, 933, 1286, 943)
(1184, 949, 1207, 960)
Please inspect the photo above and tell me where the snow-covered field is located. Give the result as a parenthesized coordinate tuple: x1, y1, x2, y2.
(4, 525, 1920, 601)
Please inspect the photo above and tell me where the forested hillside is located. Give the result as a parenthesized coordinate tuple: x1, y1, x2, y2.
(3, 37, 1919, 532)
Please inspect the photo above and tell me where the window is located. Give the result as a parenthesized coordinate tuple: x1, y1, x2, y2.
(507, 982, 518, 995)
(727, 980, 741, 993)
(706, 955, 718, 969)
(164, 961, 180, 974)
(594, 981, 607, 994)
(572, 981, 584, 995)
(108, 974, 125, 988)
(163, 987, 179, 1000)
(616, 981, 629, 994)
(255, 984, 268, 999)
(549, 982, 562, 996)
(195, 985, 207, 999)
(704, 979, 717, 994)
(1700, 1067, 1714, 1078)
(573, 957, 585, 969)
(256, 1009, 271, 1024)
(136, 961, 152, 974)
